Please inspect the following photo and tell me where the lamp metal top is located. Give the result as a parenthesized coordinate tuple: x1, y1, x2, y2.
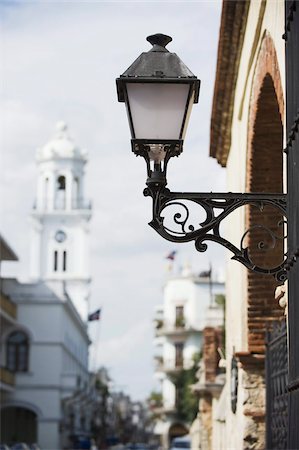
(116, 33, 200, 103)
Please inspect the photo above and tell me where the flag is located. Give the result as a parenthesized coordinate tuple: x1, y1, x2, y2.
(88, 308, 101, 321)
(199, 269, 211, 278)
(166, 250, 177, 261)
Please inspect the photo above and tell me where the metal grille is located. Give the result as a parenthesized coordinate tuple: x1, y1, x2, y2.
(284, 1, 299, 447)
(266, 320, 288, 449)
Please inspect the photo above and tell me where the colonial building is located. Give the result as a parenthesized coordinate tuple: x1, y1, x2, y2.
(209, 1, 289, 448)
(0, 236, 18, 395)
(0, 123, 93, 449)
(153, 265, 224, 448)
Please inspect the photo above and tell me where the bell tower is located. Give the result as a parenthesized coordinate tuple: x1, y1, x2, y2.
(30, 122, 92, 320)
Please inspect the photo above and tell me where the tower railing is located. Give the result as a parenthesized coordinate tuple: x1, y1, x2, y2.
(32, 198, 92, 210)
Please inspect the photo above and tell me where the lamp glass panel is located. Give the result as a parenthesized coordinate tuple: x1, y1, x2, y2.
(126, 83, 191, 140)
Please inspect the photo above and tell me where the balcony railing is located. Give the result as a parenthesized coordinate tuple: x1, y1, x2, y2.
(33, 198, 92, 211)
(155, 323, 197, 337)
(0, 367, 15, 387)
(155, 358, 194, 373)
(0, 292, 17, 319)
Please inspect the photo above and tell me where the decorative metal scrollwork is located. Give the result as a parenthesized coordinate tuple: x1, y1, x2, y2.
(143, 185, 288, 282)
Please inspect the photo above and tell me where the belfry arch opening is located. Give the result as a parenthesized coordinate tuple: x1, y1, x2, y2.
(246, 72, 284, 353)
(57, 175, 66, 190)
(56, 175, 66, 209)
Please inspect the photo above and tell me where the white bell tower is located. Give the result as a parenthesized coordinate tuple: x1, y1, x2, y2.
(30, 122, 92, 320)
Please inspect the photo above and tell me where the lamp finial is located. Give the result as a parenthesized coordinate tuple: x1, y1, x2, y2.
(146, 34, 172, 51)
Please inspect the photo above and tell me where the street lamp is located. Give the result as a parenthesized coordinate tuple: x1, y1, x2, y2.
(116, 34, 288, 282)
(116, 33, 200, 187)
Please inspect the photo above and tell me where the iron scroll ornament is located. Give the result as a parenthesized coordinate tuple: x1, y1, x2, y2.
(144, 185, 288, 282)
(132, 143, 288, 282)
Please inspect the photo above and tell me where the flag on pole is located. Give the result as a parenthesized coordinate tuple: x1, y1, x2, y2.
(199, 263, 212, 278)
(88, 308, 101, 321)
(166, 250, 177, 261)
(199, 269, 211, 278)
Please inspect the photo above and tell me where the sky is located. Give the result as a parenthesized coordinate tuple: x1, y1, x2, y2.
(0, 0, 225, 400)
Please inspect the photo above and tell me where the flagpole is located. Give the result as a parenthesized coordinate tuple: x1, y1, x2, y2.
(92, 319, 101, 372)
(88, 308, 102, 373)
(209, 262, 213, 307)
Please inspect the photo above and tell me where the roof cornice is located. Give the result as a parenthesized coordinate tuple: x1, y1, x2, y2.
(210, 0, 250, 167)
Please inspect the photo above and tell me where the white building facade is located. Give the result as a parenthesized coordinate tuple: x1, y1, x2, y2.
(0, 123, 92, 449)
(154, 266, 224, 447)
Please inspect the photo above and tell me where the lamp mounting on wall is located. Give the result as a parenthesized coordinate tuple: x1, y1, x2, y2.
(116, 34, 288, 282)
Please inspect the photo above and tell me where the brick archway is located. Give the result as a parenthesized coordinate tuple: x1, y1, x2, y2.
(246, 32, 284, 355)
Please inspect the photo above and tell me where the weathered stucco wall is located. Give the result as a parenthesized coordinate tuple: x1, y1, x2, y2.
(223, 0, 285, 448)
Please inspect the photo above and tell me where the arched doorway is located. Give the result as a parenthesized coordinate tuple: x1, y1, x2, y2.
(168, 422, 188, 441)
(1, 407, 38, 444)
(246, 54, 284, 354)
(246, 69, 286, 449)
(242, 32, 285, 448)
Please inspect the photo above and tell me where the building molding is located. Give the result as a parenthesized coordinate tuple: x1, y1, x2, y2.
(238, 1, 267, 120)
(0, 399, 43, 418)
(209, 0, 250, 166)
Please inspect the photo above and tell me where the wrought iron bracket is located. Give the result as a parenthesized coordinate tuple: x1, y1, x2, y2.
(135, 143, 289, 282)
(143, 184, 288, 282)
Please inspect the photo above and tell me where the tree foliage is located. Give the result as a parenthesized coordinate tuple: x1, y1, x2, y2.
(148, 390, 163, 408)
(170, 352, 201, 423)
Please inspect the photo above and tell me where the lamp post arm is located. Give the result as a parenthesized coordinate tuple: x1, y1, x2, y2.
(144, 186, 288, 282)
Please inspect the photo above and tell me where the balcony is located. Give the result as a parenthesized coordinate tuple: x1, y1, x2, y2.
(55, 199, 92, 210)
(155, 321, 197, 338)
(0, 292, 17, 320)
(0, 367, 15, 390)
(154, 357, 193, 374)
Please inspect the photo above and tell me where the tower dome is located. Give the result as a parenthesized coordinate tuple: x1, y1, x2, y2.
(36, 122, 87, 161)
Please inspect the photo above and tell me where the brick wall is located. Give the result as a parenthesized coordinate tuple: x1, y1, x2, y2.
(246, 34, 284, 354)
(203, 326, 224, 382)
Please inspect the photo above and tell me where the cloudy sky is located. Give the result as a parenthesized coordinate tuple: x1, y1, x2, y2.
(1, 0, 225, 400)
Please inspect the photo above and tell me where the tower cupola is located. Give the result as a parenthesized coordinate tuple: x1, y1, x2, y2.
(34, 122, 90, 212)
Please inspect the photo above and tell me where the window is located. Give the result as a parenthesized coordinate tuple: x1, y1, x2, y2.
(175, 305, 185, 327)
(54, 250, 58, 271)
(175, 342, 184, 367)
(6, 331, 29, 372)
(63, 251, 67, 272)
(176, 306, 184, 319)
